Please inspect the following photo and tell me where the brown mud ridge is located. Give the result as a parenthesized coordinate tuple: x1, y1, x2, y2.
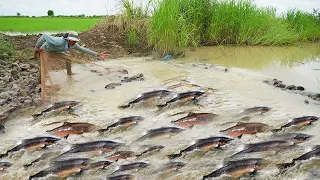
(2, 20, 151, 61)
(263, 78, 320, 104)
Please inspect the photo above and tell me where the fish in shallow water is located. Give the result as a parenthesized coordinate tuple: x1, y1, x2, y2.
(231, 140, 296, 158)
(24, 151, 58, 169)
(89, 161, 113, 170)
(99, 116, 144, 133)
(113, 162, 150, 173)
(203, 158, 265, 179)
(108, 174, 133, 180)
(220, 122, 270, 138)
(153, 161, 186, 174)
(236, 106, 271, 117)
(136, 145, 165, 157)
(0, 136, 60, 158)
(171, 113, 219, 128)
(118, 90, 172, 108)
(32, 101, 81, 119)
(57, 140, 124, 159)
(47, 122, 97, 138)
(0, 162, 12, 170)
(157, 91, 206, 108)
(277, 145, 320, 173)
(272, 116, 319, 132)
(135, 127, 184, 142)
(107, 151, 135, 161)
(29, 158, 90, 179)
(168, 136, 233, 159)
(272, 133, 314, 144)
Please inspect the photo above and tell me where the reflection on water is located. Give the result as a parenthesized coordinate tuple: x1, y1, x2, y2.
(0, 53, 319, 180)
(178, 43, 320, 92)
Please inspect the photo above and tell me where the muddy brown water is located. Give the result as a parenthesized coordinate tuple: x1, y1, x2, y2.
(0, 44, 320, 180)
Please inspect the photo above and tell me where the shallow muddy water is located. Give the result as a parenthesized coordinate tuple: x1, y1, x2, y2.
(0, 45, 319, 180)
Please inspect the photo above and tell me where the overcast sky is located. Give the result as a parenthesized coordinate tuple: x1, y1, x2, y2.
(0, 0, 319, 16)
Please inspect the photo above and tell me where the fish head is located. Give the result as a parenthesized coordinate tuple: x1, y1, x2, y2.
(310, 116, 319, 122)
(293, 133, 314, 143)
(45, 137, 60, 145)
(255, 159, 266, 170)
(204, 87, 217, 93)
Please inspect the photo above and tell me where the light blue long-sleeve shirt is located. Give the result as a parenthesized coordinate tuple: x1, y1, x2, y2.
(35, 34, 98, 56)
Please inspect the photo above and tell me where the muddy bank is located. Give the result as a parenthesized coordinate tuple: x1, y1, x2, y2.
(0, 59, 41, 123)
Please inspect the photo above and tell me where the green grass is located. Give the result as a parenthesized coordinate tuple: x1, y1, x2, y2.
(0, 17, 102, 33)
(0, 37, 15, 59)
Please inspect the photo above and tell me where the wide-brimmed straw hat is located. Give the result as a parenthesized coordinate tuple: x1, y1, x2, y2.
(64, 31, 80, 42)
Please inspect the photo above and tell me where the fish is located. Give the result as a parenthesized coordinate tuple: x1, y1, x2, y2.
(171, 113, 219, 128)
(0, 136, 60, 158)
(113, 162, 150, 173)
(0, 162, 12, 170)
(168, 136, 233, 159)
(46, 122, 97, 138)
(0, 124, 4, 133)
(32, 101, 81, 119)
(107, 151, 135, 161)
(108, 174, 133, 180)
(135, 127, 184, 142)
(90, 161, 113, 170)
(203, 158, 265, 179)
(118, 90, 172, 108)
(231, 140, 295, 158)
(136, 145, 164, 157)
(277, 145, 320, 173)
(157, 91, 206, 108)
(57, 140, 124, 159)
(240, 106, 271, 114)
(29, 158, 90, 179)
(99, 116, 144, 133)
(272, 116, 319, 132)
(24, 151, 58, 169)
(220, 122, 270, 138)
(153, 161, 186, 174)
(273, 133, 314, 144)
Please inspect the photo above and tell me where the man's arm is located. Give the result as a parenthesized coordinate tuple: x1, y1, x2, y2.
(35, 34, 63, 48)
(73, 43, 98, 56)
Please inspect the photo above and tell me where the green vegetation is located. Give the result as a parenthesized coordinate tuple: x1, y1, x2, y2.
(47, 10, 54, 16)
(0, 37, 15, 60)
(0, 17, 102, 33)
(120, 0, 320, 55)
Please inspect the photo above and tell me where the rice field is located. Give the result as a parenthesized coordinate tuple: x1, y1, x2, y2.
(0, 17, 102, 33)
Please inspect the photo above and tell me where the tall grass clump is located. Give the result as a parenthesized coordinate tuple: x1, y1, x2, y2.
(113, 0, 151, 46)
(148, 0, 212, 56)
(0, 37, 15, 60)
(206, 0, 298, 45)
(282, 9, 320, 41)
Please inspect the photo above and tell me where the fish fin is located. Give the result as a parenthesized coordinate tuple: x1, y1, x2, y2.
(23, 163, 32, 169)
(237, 135, 243, 139)
(118, 104, 130, 109)
(167, 153, 182, 159)
(64, 135, 69, 139)
(32, 113, 42, 120)
(188, 112, 196, 116)
(29, 170, 49, 180)
(236, 122, 244, 125)
(271, 128, 282, 133)
(157, 104, 167, 108)
(188, 125, 194, 129)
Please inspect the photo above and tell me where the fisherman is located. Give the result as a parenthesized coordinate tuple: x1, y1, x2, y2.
(34, 31, 108, 98)
(34, 31, 108, 62)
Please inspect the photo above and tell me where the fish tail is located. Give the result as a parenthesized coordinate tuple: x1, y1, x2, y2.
(271, 128, 282, 133)
(23, 163, 32, 169)
(0, 152, 8, 159)
(157, 103, 167, 108)
(135, 135, 147, 142)
(118, 104, 130, 109)
(203, 169, 224, 179)
(167, 152, 182, 159)
(276, 162, 295, 173)
(32, 113, 42, 120)
(29, 171, 49, 180)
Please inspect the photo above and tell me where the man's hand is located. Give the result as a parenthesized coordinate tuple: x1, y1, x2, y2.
(99, 52, 109, 60)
